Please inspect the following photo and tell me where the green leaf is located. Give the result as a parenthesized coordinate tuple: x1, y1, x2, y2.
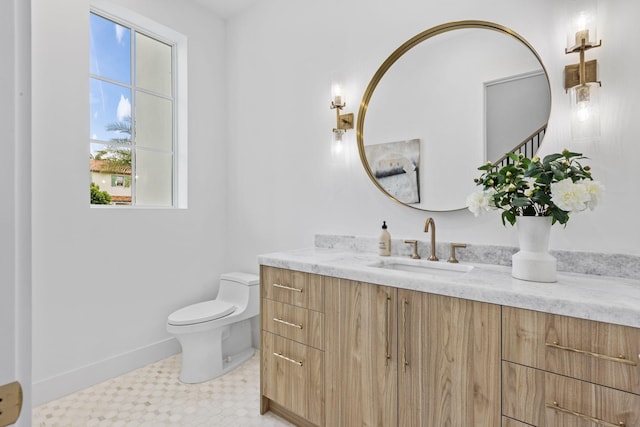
(502, 210, 516, 226)
(562, 150, 583, 159)
(507, 153, 520, 162)
(511, 197, 531, 207)
(542, 153, 563, 164)
(549, 206, 569, 225)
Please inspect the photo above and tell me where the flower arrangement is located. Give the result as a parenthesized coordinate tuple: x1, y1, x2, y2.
(467, 150, 604, 226)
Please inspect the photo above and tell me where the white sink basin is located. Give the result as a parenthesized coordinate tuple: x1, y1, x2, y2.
(370, 259, 474, 276)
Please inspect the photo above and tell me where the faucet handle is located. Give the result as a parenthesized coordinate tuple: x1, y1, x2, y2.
(404, 240, 421, 259)
(448, 243, 467, 263)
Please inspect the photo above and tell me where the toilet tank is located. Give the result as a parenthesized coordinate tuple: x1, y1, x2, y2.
(217, 272, 260, 315)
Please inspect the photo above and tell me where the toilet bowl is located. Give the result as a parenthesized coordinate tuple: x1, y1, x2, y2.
(167, 272, 259, 383)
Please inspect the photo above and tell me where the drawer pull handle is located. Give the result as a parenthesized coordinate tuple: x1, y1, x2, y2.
(546, 341, 638, 366)
(385, 296, 391, 365)
(547, 401, 626, 427)
(272, 283, 303, 293)
(273, 317, 303, 329)
(273, 352, 303, 366)
(402, 298, 409, 372)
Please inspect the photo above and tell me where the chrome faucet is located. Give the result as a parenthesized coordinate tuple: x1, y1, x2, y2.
(423, 217, 438, 261)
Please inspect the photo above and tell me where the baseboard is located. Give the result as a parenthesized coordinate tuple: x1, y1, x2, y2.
(32, 338, 181, 407)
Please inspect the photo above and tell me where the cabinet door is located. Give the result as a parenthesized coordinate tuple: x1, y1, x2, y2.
(398, 291, 501, 427)
(325, 278, 398, 427)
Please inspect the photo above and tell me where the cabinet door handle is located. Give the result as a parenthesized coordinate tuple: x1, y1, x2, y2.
(385, 296, 391, 365)
(273, 317, 303, 329)
(402, 298, 409, 372)
(273, 352, 303, 366)
(272, 283, 303, 293)
(546, 401, 626, 427)
(546, 341, 638, 366)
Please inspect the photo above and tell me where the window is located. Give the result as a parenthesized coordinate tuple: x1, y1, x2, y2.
(112, 175, 127, 187)
(89, 4, 187, 207)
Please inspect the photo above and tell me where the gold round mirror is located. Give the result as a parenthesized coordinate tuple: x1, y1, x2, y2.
(357, 20, 551, 212)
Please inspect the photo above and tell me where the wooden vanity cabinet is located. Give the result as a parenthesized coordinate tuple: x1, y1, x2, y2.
(502, 306, 640, 427)
(260, 266, 325, 427)
(260, 264, 640, 427)
(324, 279, 501, 427)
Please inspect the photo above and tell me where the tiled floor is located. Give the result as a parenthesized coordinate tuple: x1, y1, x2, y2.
(33, 352, 294, 427)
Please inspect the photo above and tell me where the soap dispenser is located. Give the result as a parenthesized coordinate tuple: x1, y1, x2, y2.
(379, 221, 391, 256)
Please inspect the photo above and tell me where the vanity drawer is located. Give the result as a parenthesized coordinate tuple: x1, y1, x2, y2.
(261, 332, 324, 426)
(261, 266, 324, 311)
(502, 361, 640, 427)
(502, 306, 640, 394)
(545, 372, 640, 427)
(262, 299, 324, 349)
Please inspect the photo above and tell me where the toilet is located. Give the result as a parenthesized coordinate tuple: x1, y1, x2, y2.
(167, 272, 260, 383)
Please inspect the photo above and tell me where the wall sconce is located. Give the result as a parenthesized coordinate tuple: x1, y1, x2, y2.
(564, 1, 601, 138)
(330, 83, 354, 158)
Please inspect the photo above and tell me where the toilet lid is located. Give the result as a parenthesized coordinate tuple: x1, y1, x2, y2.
(168, 300, 236, 326)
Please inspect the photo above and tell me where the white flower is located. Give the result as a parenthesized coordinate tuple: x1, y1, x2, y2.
(583, 180, 605, 210)
(466, 189, 494, 217)
(550, 178, 591, 212)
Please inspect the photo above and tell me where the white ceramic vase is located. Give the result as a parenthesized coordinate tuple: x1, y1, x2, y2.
(511, 216, 557, 283)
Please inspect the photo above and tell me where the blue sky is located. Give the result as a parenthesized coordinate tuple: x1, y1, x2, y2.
(89, 13, 132, 146)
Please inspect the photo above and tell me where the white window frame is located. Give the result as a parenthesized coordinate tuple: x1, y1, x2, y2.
(90, 1, 188, 208)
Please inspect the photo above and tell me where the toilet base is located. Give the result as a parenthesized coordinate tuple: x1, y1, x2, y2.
(179, 346, 254, 384)
(176, 321, 254, 384)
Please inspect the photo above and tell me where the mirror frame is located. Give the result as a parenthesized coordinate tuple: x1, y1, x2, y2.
(356, 20, 551, 212)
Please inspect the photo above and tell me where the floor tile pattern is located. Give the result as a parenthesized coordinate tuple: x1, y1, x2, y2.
(33, 352, 294, 427)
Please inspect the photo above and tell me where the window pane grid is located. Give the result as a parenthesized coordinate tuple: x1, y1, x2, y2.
(90, 10, 176, 207)
(89, 74, 133, 92)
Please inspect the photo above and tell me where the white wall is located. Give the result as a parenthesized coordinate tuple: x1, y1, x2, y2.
(0, 0, 18, 389)
(32, 0, 227, 404)
(1, 0, 32, 424)
(225, 0, 640, 275)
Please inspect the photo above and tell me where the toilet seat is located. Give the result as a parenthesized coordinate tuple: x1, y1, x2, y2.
(168, 300, 236, 326)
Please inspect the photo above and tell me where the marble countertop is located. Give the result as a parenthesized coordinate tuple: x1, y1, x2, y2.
(258, 247, 640, 329)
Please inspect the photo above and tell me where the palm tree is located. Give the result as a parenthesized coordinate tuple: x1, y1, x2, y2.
(94, 148, 131, 174)
(98, 117, 132, 173)
(105, 118, 132, 144)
